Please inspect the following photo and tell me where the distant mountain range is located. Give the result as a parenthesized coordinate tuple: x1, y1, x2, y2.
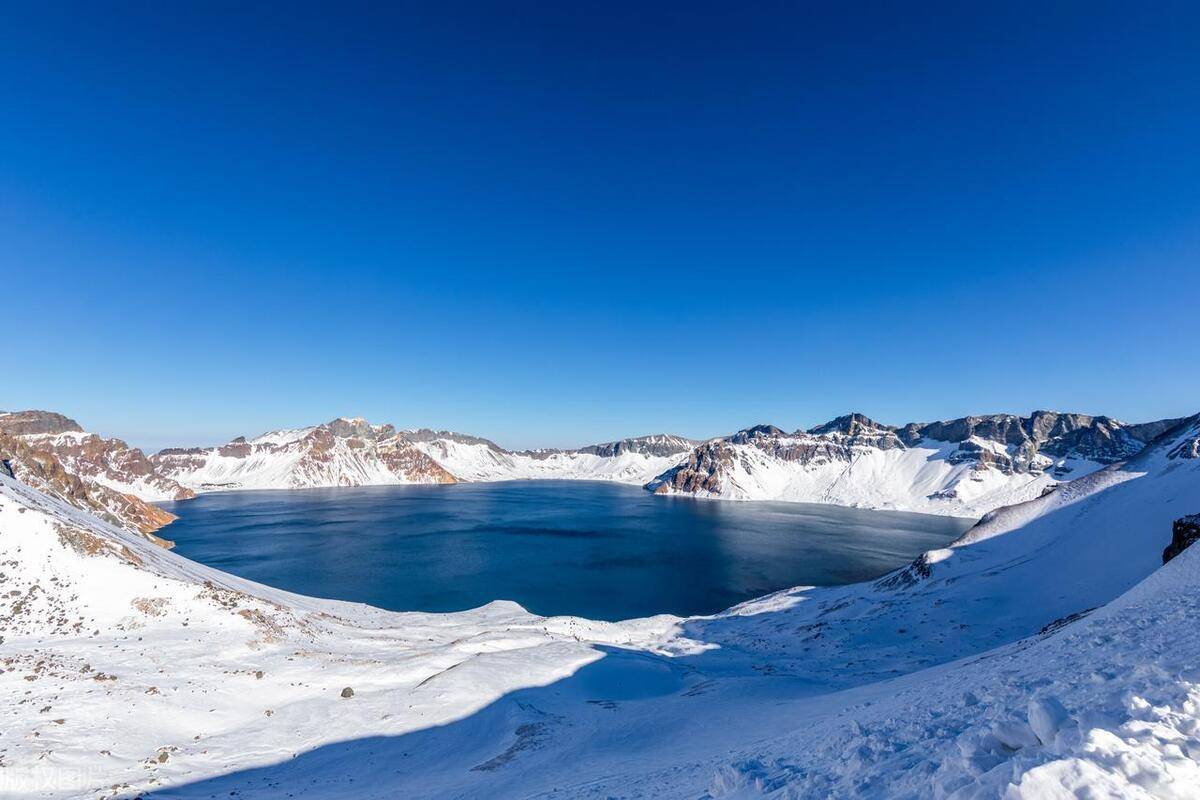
(0, 408, 1187, 536)
(647, 411, 1184, 516)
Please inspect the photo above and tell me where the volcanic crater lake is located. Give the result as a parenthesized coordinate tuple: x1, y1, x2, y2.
(160, 480, 974, 621)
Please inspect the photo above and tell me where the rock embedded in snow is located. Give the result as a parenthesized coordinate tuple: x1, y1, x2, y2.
(1163, 514, 1200, 564)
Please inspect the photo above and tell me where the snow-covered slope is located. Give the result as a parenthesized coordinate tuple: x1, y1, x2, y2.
(647, 411, 1177, 517)
(3, 413, 1198, 798)
(151, 418, 458, 491)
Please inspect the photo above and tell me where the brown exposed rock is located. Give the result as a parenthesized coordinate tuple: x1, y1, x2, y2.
(0, 411, 195, 502)
(0, 410, 84, 435)
(218, 437, 252, 458)
(0, 431, 176, 546)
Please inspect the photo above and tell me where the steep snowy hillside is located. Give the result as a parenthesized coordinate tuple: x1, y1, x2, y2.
(1, 413, 1197, 798)
(151, 418, 458, 491)
(648, 410, 1178, 516)
(409, 431, 696, 484)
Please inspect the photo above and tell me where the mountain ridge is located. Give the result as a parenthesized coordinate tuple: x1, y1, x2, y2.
(2, 408, 1186, 520)
(646, 409, 1184, 516)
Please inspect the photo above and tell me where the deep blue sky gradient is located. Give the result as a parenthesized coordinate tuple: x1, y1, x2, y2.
(4, 2, 1199, 450)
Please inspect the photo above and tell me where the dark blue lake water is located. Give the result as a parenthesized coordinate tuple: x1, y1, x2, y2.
(160, 481, 973, 621)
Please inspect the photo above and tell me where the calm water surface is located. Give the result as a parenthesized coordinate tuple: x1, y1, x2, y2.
(160, 481, 974, 621)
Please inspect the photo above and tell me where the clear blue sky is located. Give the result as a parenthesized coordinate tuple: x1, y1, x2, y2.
(3, 2, 1199, 451)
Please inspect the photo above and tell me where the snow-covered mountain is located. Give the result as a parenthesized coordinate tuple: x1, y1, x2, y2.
(407, 431, 697, 484)
(647, 411, 1181, 516)
(6, 407, 1184, 525)
(0, 410, 194, 502)
(0, 410, 190, 543)
(150, 417, 458, 491)
(152, 421, 697, 491)
(1, 414, 1197, 797)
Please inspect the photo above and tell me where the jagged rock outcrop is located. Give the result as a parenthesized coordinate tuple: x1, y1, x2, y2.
(807, 413, 892, 438)
(1163, 514, 1200, 564)
(1168, 429, 1200, 460)
(0, 430, 175, 546)
(651, 416, 905, 499)
(0, 410, 194, 502)
(650, 438, 737, 496)
(0, 409, 84, 436)
(900, 411, 1178, 475)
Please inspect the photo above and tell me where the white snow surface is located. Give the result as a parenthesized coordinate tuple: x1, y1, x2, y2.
(3, 416, 1199, 798)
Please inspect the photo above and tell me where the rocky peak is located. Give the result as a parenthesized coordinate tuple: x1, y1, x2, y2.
(323, 417, 396, 441)
(728, 424, 787, 445)
(807, 413, 890, 437)
(0, 410, 85, 436)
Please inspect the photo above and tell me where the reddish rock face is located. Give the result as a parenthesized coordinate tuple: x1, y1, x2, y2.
(3, 428, 195, 502)
(376, 439, 457, 484)
(0, 410, 84, 436)
(0, 432, 176, 546)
